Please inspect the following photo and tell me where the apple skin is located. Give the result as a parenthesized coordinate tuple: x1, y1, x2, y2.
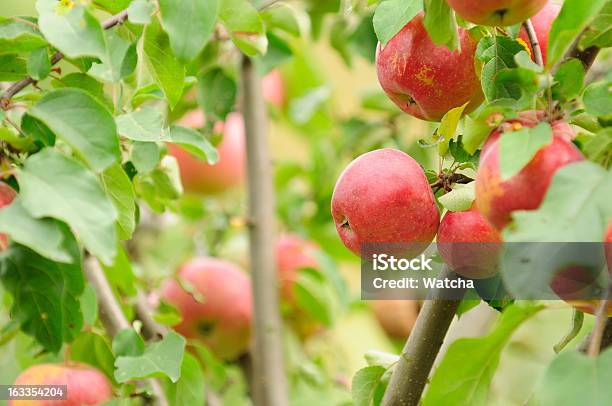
(447, 0, 548, 26)
(376, 13, 483, 122)
(475, 125, 584, 230)
(276, 233, 319, 301)
(262, 69, 285, 108)
(331, 148, 439, 256)
(518, 2, 560, 66)
(9, 363, 113, 406)
(371, 300, 419, 338)
(160, 257, 252, 360)
(0, 182, 17, 250)
(437, 205, 503, 279)
(168, 111, 245, 195)
(606, 222, 612, 272)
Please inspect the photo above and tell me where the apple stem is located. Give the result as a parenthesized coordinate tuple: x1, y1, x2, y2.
(381, 267, 466, 406)
(84, 256, 169, 406)
(240, 56, 289, 406)
(587, 299, 609, 357)
(522, 19, 543, 67)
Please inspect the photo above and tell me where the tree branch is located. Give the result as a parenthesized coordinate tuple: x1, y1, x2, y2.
(84, 256, 168, 406)
(381, 267, 466, 406)
(240, 56, 289, 406)
(522, 19, 543, 67)
(0, 9, 128, 107)
(552, 27, 600, 74)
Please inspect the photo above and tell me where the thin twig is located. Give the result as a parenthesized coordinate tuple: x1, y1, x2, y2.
(0, 10, 128, 106)
(522, 19, 543, 67)
(240, 56, 289, 406)
(588, 299, 609, 357)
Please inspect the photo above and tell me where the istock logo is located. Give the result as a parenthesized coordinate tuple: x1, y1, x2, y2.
(372, 253, 433, 271)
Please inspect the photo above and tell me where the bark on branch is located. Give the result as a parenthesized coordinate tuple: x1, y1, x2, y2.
(522, 19, 543, 67)
(240, 56, 289, 406)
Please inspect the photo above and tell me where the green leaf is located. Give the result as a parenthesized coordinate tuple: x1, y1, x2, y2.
(584, 128, 612, 166)
(536, 348, 612, 405)
(102, 243, 136, 296)
(351, 365, 387, 406)
(504, 161, 612, 243)
(112, 328, 145, 357)
(116, 108, 165, 142)
(476, 36, 526, 102)
(499, 122, 553, 180)
(27, 47, 51, 81)
(114, 331, 186, 383)
(100, 164, 136, 240)
(422, 303, 543, 406)
(167, 125, 219, 164)
(21, 113, 55, 146)
(94, 0, 132, 14)
(0, 241, 84, 353)
(583, 80, 612, 117)
(152, 300, 182, 327)
(437, 102, 468, 155)
(80, 283, 98, 326)
(17, 149, 118, 265)
(51, 72, 108, 107)
(0, 54, 27, 81)
(197, 68, 237, 122)
(164, 353, 205, 406)
(70, 332, 115, 380)
(131, 141, 161, 174)
(261, 3, 300, 36)
(552, 58, 584, 101)
(449, 135, 480, 165)
(28, 88, 120, 172)
(0, 18, 47, 54)
(492, 67, 539, 110)
(218, 0, 267, 56)
(134, 156, 183, 212)
(293, 268, 334, 326)
(127, 0, 155, 25)
(439, 182, 475, 212)
(0, 198, 74, 262)
(580, 1, 612, 49)
(256, 32, 293, 73)
(373, 0, 421, 46)
(547, 0, 607, 69)
(89, 31, 137, 82)
(36, 0, 107, 61)
(423, 0, 458, 50)
(143, 20, 186, 109)
(159, 0, 219, 62)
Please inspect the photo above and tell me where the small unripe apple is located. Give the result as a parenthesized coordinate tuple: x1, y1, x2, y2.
(476, 122, 584, 229)
(447, 0, 548, 26)
(160, 257, 252, 360)
(518, 2, 560, 65)
(331, 148, 439, 256)
(262, 69, 285, 108)
(376, 13, 483, 121)
(0, 182, 17, 250)
(437, 205, 502, 279)
(371, 300, 419, 338)
(168, 111, 245, 195)
(9, 363, 113, 406)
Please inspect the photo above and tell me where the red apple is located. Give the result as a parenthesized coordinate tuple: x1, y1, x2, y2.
(160, 257, 252, 360)
(331, 148, 439, 256)
(9, 362, 113, 406)
(0, 182, 17, 250)
(437, 204, 503, 279)
(606, 222, 612, 272)
(476, 122, 584, 229)
(376, 13, 483, 121)
(168, 111, 245, 195)
(262, 69, 285, 108)
(371, 300, 420, 338)
(518, 2, 560, 66)
(447, 0, 548, 26)
(276, 233, 319, 301)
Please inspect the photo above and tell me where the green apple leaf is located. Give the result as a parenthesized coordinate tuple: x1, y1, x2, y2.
(352, 365, 387, 406)
(114, 331, 186, 383)
(70, 332, 116, 381)
(422, 303, 543, 406)
(0, 17, 47, 54)
(127, 0, 155, 25)
(36, 0, 107, 61)
(0, 241, 84, 353)
(50, 72, 108, 107)
(437, 102, 468, 155)
(101, 243, 136, 296)
(552, 58, 584, 102)
(131, 141, 161, 174)
(476, 36, 527, 102)
(100, 164, 136, 241)
(583, 80, 612, 117)
(499, 122, 553, 180)
(159, 0, 219, 62)
(0, 54, 27, 81)
(16, 149, 118, 265)
(261, 3, 300, 36)
(143, 20, 185, 109)
(116, 107, 165, 142)
(0, 198, 74, 262)
(423, 0, 458, 50)
(584, 128, 612, 166)
(113, 328, 145, 357)
(27, 47, 51, 81)
(167, 125, 219, 164)
(218, 0, 267, 56)
(439, 182, 475, 212)
(89, 31, 137, 82)
(164, 353, 205, 406)
(28, 88, 120, 172)
(580, 1, 612, 49)
(80, 283, 98, 326)
(197, 67, 237, 122)
(373, 0, 421, 47)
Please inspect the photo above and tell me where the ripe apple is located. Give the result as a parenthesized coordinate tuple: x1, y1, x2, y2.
(606, 222, 612, 271)
(262, 69, 285, 108)
(276, 233, 319, 301)
(475, 123, 584, 229)
(447, 0, 548, 26)
(0, 182, 17, 250)
(376, 13, 483, 121)
(518, 2, 560, 66)
(9, 362, 113, 406)
(331, 148, 439, 256)
(371, 300, 420, 338)
(168, 111, 245, 195)
(437, 204, 502, 279)
(160, 257, 252, 360)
